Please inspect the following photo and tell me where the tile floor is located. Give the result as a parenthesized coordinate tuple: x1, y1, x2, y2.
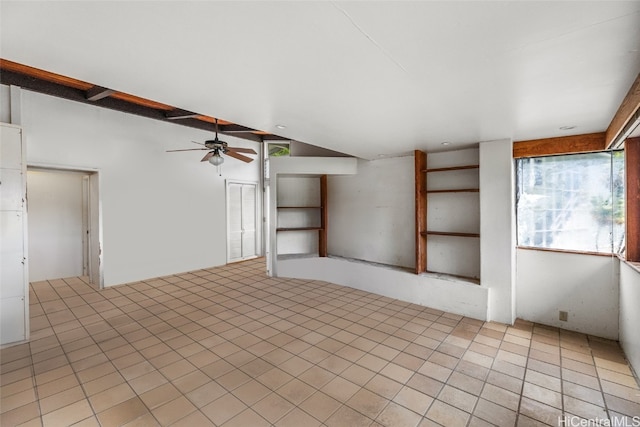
(1, 258, 639, 426)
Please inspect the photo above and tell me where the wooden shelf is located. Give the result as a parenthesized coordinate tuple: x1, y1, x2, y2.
(415, 150, 481, 280)
(422, 231, 480, 238)
(422, 165, 479, 173)
(277, 206, 322, 209)
(424, 188, 479, 194)
(276, 227, 324, 232)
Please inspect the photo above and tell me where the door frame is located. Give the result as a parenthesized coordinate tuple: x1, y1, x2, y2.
(226, 179, 260, 264)
(27, 164, 103, 288)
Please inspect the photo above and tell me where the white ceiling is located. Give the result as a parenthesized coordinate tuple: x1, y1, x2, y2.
(1, 1, 639, 159)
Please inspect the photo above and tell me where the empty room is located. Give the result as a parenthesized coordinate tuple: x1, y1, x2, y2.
(1, 1, 639, 426)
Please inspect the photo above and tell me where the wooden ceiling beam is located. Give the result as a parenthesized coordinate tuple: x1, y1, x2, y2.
(85, 85, 115, 101)
(0, 58, 93, 90)
(513, 132, 606, 158)
(219, 124, 257, 133)
(261, 134, 291, 141)
(0, 59, 282, 144)
(606, 73, 640, 149)
(165, 109, 200, 120)
(218, 131, 264, 143)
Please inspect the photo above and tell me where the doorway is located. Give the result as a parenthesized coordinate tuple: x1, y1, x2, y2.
(27, 167, 102, 287)
(227, 180, 259, 263)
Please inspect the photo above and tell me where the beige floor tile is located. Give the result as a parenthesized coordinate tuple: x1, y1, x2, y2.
(346, 388, 389, 419)
(321, 376, 361, 402)
(6, 259, 637, 427)
(426, 399, 470, 427)
(152, 396, 197, 426)
(39, 385, 86, 414)
(380, 362, 414, 384)
(1, 377, 33, 399)
(201, 393, 247, 425)
(365, 374, 404, 400)
(377, 401, 423, 427)
(473, 398, 517, 425)
(96, 397, 148, 427)
(563, 358, 598, 376)
(0, 402, 40, 426)
(139, 383, 181, 409)
(604, 393, 640, 417)
(564, 395, 608, 420)
(232, 379, 271, 405)
(277, 378, 316, 405)
(600, 379, 640, 403)
(597, 367, 640, 388)
(256, 367, 294, 390)
(82, 371, 126, 396)
(158, 359, 196, 381)
(418, 360, 452, 382)
(525, 369, 562, 392)
(437, 384, 478, 413)
(325, 405, 373, 427)
(298, 391, 341, 422)
(168, 410, 215, 427)
(518, 396, 562, 425)
(171, 370, 210, 393)
(296, 365, 334, 389)
(393, 385, 434, 415)
(88, 382, 135, 413)
(41, 399, 94, 427)
(273, 407, 320, 427)
(252, 392, 296, 423)
(447, 371, 485, 396)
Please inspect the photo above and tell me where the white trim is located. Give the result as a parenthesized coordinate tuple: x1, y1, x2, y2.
(226, 179, 260, 264)
(27, 163, 104, 288)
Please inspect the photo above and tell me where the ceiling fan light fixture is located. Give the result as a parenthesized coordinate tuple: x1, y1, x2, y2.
(209, 153, 224, 166)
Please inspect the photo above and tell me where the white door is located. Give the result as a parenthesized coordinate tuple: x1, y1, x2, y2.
(0, 124, 28, 345)
(227, 181, 258, 262)
(27, 169, 88, 281)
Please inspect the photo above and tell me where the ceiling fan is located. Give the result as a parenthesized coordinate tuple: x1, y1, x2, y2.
(167, 118, 257, 165)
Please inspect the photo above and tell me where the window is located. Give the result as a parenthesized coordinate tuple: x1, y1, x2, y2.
(516, 151, 625, 254)
(268, 143, 290, 157)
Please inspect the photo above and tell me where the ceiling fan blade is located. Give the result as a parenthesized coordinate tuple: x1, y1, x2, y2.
(190, 141, 206, 147)
(226, 151, 254, 163)
(167, 148, 209, 152)
(201, 151, 214, 162)
(227, 147, 257, 154)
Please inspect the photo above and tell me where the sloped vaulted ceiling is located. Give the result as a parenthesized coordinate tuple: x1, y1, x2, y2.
(1, 1, 639, 159)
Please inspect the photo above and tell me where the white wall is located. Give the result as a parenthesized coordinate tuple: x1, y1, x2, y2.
(619, 262, 640, 376)
(276, 152, 490, 320)
(517, 249, 619, 340)
(267, 156, 357, 276)
(480, 139, 516, 324)
(279, 256, 489, 320)
(27, 169, 86, 281)
(6, 86, 261, 287)
(328, 156, 414, 269)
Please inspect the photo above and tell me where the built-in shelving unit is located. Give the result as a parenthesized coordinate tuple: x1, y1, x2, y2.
(276, 175, 328, 257)
(415, 150, 480, 281)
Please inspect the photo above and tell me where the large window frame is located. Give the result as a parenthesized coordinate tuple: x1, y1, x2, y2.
(515, 151, 625, 256)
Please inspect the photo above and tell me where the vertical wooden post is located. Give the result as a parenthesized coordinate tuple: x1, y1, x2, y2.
(415, 151, 427, 274)
(626, 137, 640, 262)
(319, 174, 328, 257)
